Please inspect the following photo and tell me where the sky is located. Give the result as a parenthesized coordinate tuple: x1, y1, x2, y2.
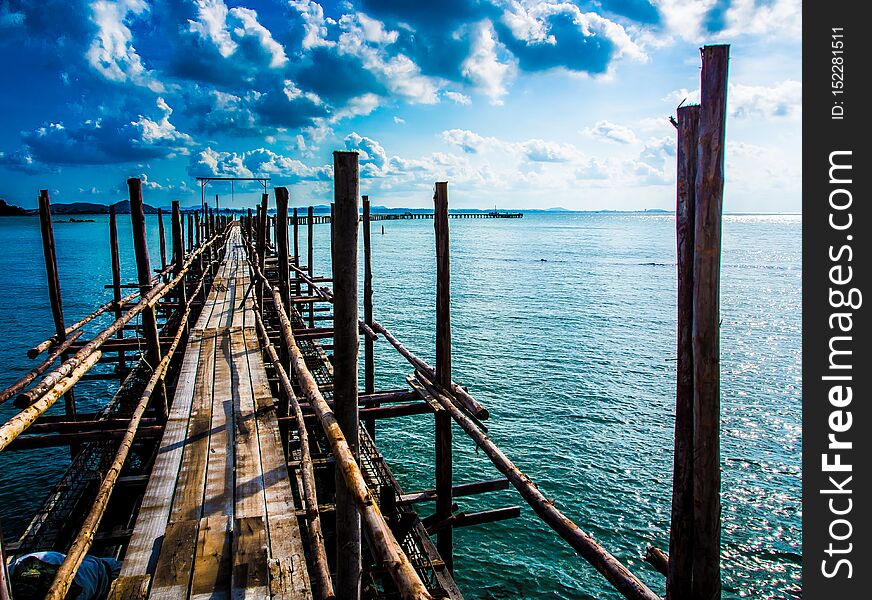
(0, 0, 801, 212)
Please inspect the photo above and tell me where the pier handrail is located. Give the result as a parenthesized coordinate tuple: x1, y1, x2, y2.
(0, 228, 226, 453)
(244, 239, 433, 600)
(251, 301, 335, 600)
(42, 247, 214, 600)
(27, 266, 172, 360)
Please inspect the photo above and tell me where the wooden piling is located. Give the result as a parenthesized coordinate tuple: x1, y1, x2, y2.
(38, 190, 76, 420)
(171, 201, 187, 310)
(433, 182, 453, 571)
(127, 178, 165, 417)
(246, 208, 253, 244)
(307, 205, 315, 328)
(187, 213, 193, 253)
(292, 207, 300, 296)
(691, 44, 728, 600)
(157, 208, 167, 272)
(275, 188, 290, 309)
(362, 196, 376, 437)
(667, 104, 699, 600)
(109, 205, 126, 372)
(332, 151, 361, 599)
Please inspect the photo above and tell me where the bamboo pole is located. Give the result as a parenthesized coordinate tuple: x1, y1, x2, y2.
(253, 306, 335, 600)
(157, 207, 167, 272)
(333, 151, 361, 599)
(244, 247, 431, 600)
(362, 196, 375, 437)
(38, 190, 77, 420)
(43, 255, 208, 600)
(7, 235, 218, 433)
(415, 370, 659, 600)
(370, 321, 487, 420)
(109, 206, 127, 371)
(668, 104, 699, 600)
(691, 44, 728, 600)
(0, 352, 101, 452)
(433, 182, 453, 570)
(0, 331, 83, 405)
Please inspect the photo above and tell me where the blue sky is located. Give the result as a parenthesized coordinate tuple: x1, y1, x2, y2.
(0, 1, 801, 211)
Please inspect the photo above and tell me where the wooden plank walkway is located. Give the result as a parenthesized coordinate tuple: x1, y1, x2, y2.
(111, 225, 312, 599)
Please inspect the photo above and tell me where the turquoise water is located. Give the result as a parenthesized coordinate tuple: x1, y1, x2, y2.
(0, 212, 801, 598)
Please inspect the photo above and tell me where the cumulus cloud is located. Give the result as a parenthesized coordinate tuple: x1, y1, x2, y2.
(188, 147, 331, 182)
(665, 80, 802, 119)
(8, 98, 193, 166)
(87, 0, 163, 91)
(444, 91, 472, 105)
(582, 120, 639, 145)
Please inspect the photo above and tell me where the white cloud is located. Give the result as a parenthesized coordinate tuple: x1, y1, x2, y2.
(290, 0, 333, 49)
(188, 0, 236, 57)
(188, 1, 289, 68)
(86, 0, 163, 91)
(582, 120, 639, 145)
(189, 147, 331, 182)
(462, 20, 514, 105)
(665, 80, 802, 119)
(444, 91, 472, 105)
(230, 7, 288, 68)
(130, 98, 195, 152)
(393, 116, 405, 124)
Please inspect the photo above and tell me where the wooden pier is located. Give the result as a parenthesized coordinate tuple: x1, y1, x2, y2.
(0, 45, 729, 600)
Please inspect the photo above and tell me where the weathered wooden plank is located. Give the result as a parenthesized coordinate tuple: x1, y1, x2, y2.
(202, 334, 234, 520)
(231, 328, 266, 520)
(118, 336, 202, 578)
(231, 517, 269, 599)
(108, 575, 151, 600)
(150, 520, 199, 598)
(243, 327, 312, 599)
(190, 515, 231, 599)
(169, 335, 217, 523)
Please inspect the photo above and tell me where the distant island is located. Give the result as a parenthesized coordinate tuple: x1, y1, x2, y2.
(0, 199, 160, 216)
(0, 199, 28, 216)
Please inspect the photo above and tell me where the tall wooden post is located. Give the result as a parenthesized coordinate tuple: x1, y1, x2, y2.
(691, 44, 728, 600)
(157, 207, 167, 272)
(667, 105, 699, 600)
(333, 151, 361, 599)
(362, 195, 376, 437)
(246, 208, 253, 243)
(194, 212, 201, 247)
(109, 206, 126, 372)
(307, 205, 315, 328)
(434, 181, 453, 571)
(187, 213, 193, 253)
(127, 178, 166, 417)
(275, 188, 290, 309)
(292, 207, 300, 295)
(330, 202, 335, 265)
(172, 201, 187, 311)
(38, 190, 76, 420)
(257, 194, 269, 315)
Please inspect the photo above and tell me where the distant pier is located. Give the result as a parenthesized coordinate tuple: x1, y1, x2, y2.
(299, 210, 523, 225)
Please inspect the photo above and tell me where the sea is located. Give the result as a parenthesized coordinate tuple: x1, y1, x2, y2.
(0, 211, 801, 599)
